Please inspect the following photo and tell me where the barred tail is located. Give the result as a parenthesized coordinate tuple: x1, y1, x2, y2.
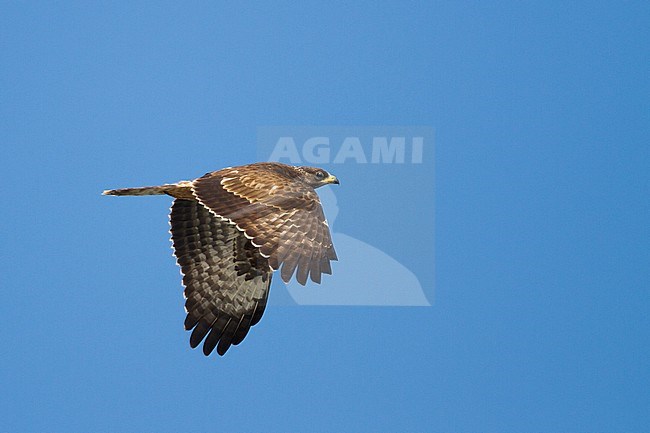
(102, 181, 194, 199)
(102, 185, 168, 196)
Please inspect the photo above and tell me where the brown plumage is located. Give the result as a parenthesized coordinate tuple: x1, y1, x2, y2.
(103, 162, 339, 356)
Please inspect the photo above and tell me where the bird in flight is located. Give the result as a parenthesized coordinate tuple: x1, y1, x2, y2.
(103, 162, 339, 356)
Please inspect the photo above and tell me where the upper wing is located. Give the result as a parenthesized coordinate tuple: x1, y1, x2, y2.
(170, 198, 270, 356)
(192, 163, 337, 285)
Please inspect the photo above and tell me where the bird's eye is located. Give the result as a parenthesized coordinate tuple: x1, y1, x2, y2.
(315, 171, 325, 180)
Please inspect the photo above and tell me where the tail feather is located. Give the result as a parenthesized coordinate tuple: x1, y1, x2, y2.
(103, 185, 171, 196)
(103, 181, 194, 199)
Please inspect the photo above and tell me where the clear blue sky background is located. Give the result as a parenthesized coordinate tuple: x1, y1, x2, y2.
(1, 2, 649, 432)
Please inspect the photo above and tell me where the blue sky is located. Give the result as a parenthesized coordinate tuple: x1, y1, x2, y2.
(1, 2, 649, 432)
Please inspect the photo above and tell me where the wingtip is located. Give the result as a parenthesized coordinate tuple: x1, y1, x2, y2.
(296, 273, 308, 286)
(310, 272, 322, 285)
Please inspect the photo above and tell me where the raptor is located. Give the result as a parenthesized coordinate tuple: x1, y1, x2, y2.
(103, 162, 339, 356)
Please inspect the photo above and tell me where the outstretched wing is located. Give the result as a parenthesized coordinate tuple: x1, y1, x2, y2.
(170, 199, 271, 356)
(192, 163, 337, 285)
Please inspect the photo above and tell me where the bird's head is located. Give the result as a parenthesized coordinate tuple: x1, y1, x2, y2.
(299, 166, 340, 189)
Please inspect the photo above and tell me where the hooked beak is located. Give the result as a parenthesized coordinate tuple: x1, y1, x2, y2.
(324, 174, 340, 185)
